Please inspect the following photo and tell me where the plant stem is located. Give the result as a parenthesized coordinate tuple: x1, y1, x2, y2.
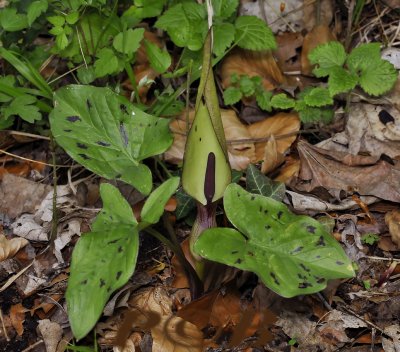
(49, 135, 58, 248)
(345, 0, 356, 52)
(124, 63, 140, 104)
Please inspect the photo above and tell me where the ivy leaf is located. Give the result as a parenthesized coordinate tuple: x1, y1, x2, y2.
(303, 87, 333, 107)
(94, 48, 120, 77)
(235, 16, 276, 51)
(113, 28, 145, 55)
(271, 94, 295, 109)
(175, 189, 196, 220)
(223, 87, 242, 105)
(66, 183, 139, 340)
(346, 42, 381, 72)
(309, 41, 347, 77)
(256, 90, 273, 111)
(213, 23, 235, 57)
(194, 184, 355, 298)
(328, 67, 358, 96)
(155, 3, 207, 50)
(49, 85, 172, 195)
(144, 39, 171, 73)
(27, 0, 48, 26)
(358, 60, 398, 96)
(246, 164, 285, 201)
(4, 95, 41, 123)
(0, 8, 28, 32)
(141, 177, 180, 226)
(212, 0, 239, 19)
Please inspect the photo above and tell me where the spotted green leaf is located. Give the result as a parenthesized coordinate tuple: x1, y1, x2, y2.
(66, 183, 139, 340)
(194, 184, 355, 298)
(140, 177, 180, 226)
(50, 85, 172, 195)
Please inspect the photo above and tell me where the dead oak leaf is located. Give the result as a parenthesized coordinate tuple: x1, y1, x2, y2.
(0, 234, 28, 261)
(10, 303, 27, 336)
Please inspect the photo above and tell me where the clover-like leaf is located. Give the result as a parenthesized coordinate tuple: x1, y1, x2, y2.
(194, 184, 355, 298)
(66, 183, 139, 340)
(50, 85, 172, 195)
(140, 177, 180, 226)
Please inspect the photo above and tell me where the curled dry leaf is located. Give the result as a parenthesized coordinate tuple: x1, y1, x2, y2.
(318, 104, 400, 159)
(301, 24, 337, 76)
(274, 155, 300, 183)
(385, 210, 400, 249)
(293, 140, 400, 202)
(164, 110, 300, 173)
(220, 49, 285, 91)
(0, 234, 28, 262)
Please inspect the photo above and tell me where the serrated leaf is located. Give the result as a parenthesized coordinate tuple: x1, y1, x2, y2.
(328, 67, 358, 96)
(56, 32, 69, 50)
(66, 183, 139, 340)
(298, 107, 334, 124)
(141, 177, 180, 226)
(346, 42, 381, 72)
(235, 16, 276, 51)
(309, 41, 347, 77)
(113, 28, 145, 55)
(155, 3, 207, 50)
(239, 75, 255, 96)
(270, 94, 295, 109)
(0, 8, 28, 32)
(47, 15, 65, 27)
(27, 0, 48, 26)
(49, 85, 172, 195)
(213, 22, 235, 57)
(246, 164, 285, 201)
(94, 48, 119, 77)
(212, 0, 239, 19)
(255, 90, 273, 111)
(303, 87, 333, 107)
(194, 184, 355, 298)
(144, 39, 171, 74)
(66, 12, 79, 25)
(4, 95, 41, 123)
(127, 0, 166, 19)
(175, 189, 196, 220)
(359, 60, 398, 96)
(223, 87, 242, 105)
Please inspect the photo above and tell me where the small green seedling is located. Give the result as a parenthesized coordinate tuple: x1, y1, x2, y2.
(361, 233, 380, 245)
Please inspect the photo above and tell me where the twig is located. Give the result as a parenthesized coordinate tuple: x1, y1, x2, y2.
(0, 148, 73, 168)
(0, 308, 9, 341)
(345, 0, 356, 52)
(49, 135, 59, 247)
(21, 340, 44, 352)
(0, 262, 33, 292)
(6, 130, 50, 140)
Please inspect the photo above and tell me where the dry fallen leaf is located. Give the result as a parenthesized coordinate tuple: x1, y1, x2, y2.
(37, 319, 63, 352)
(275, 32, 303, 73)
(292, 140, 400, 202)
(221, 49, 285, 91)
(261, 136, 285, 174)
(385, 210, 400, 249)
(10, 303, 27, 336)
(301, 24, 337, 76)
(0, 234, 28, 262)
(302, 0, 334, 32)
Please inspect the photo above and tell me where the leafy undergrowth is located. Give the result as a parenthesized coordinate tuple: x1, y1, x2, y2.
(1, 1, 400, 352)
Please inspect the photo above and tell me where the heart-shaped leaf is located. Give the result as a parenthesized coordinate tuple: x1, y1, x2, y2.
(66, 183, 139, 340)
(50, 85, 172, 195)
(140, 176, 180, 226)
(246, 164, 285, 201)
(194, 183, 354, 298)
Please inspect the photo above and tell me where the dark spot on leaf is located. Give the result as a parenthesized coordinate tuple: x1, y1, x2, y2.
(315, 255, 321, 259)
(77, 143, 88, 149)
(264, 210, 268, 214)
(307, 225, 316, 234)
(147, 123, 151, 127)
(265, 225, 271, 230)
(290, 246, 303, 254)
(336, 261, 344, 265)
(115, 174, 122, 178)
(379, 110, 395, 125)
(86, 99, 92, 109)
(317, 278, 325, 284)
(300, 263, 310, 272)
(155, 121, 158, 126)
(120, 123, 129, 146)
(235, 258, 242, 264)
(316, 236, 326, 247)
(237, 192, 240, 197)
(118, 246, 123, 253)
(97, 141, 111, 147)
(297, 274, 307, 280)
(109, 215, 113, 220)
(100, 279, 106, 288)
(81, 280, 87, 285)
(231, 251, 238, 254)
(107, 287, 112, 293)
(108, 239, 119, 244)
(116, 271, 122, 280)
(199, 138, 202, 141)
(251, 196, 255, 201)
(259, 206, 262, 212)
(78, 154, 90, 160)
(64, 129, 72, 132)
(101, 259, 106, 263)
(277, 211, 283, 219)
(270, 272, 280, 285)
(247, 251, 254, 256)
(120, 104, 128, 114)
(299, 282, 312, 289)
(67, 116, 81, 122)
